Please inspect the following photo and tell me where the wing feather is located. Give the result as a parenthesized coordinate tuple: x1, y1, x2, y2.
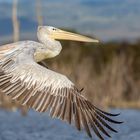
(73, 103, 81, 131)
(94, 113, 118, 132)
(0, 43, 122, 139)
(91, 114, 111, 138)
(80, 108, 92, 137)
(64, 99, 72, 124)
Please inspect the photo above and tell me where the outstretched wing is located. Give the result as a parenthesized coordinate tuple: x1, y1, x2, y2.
(0, 43, 122, 139)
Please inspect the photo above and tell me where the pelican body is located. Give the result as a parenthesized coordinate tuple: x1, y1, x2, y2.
(0, 26, 122, 140)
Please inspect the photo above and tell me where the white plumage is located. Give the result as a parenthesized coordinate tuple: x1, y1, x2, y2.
(0, 26, 122, 140)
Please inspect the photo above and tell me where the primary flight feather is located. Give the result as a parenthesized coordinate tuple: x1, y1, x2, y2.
(0, 26, 122, 140)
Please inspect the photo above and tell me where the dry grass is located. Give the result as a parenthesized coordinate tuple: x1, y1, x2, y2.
(0, 42, 140, 114)
(46, 45, 140, 109)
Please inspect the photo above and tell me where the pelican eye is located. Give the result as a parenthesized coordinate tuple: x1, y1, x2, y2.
(52, 28, 57, 31)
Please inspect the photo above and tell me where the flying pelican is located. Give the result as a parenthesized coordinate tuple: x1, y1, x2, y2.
(0, 26, 122, 139)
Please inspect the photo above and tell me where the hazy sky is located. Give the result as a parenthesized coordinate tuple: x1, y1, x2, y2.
(0, 0, 140, 42)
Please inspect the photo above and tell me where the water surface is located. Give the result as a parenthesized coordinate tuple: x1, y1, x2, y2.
(0, 109, 139, 140)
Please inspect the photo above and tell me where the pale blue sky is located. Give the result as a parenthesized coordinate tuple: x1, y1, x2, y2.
(0, 0, 140, 42)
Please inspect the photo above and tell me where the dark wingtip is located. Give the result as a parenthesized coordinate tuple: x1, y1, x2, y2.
(117, 121, 124, 124)
(114, 130, 118, 133)
(103, 112, 121, 117)
(112, 119, 124, 124)
(110, 113, 121, 116)
(98, 109, 121, 117)
(108, 135, 112, 138)
(93, 106, 122, 117)
(110, 119, 123, 124)
(96, 110, 123, 124)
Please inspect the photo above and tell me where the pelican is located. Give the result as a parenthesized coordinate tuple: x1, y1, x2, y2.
(0, 26, 122, 139)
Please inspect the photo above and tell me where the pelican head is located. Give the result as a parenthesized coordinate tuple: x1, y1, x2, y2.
(37, 26, 99, 43)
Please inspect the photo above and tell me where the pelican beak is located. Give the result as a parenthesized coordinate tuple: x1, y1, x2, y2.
(50, 29, 99, 43)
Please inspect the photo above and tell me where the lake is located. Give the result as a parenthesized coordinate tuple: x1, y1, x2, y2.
(0, 109, 139, 140)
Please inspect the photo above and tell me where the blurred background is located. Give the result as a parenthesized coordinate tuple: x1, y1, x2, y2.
(0, 0, 140, 140)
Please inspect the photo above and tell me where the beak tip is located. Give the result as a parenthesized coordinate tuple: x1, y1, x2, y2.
(92, 39, 99, 43)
